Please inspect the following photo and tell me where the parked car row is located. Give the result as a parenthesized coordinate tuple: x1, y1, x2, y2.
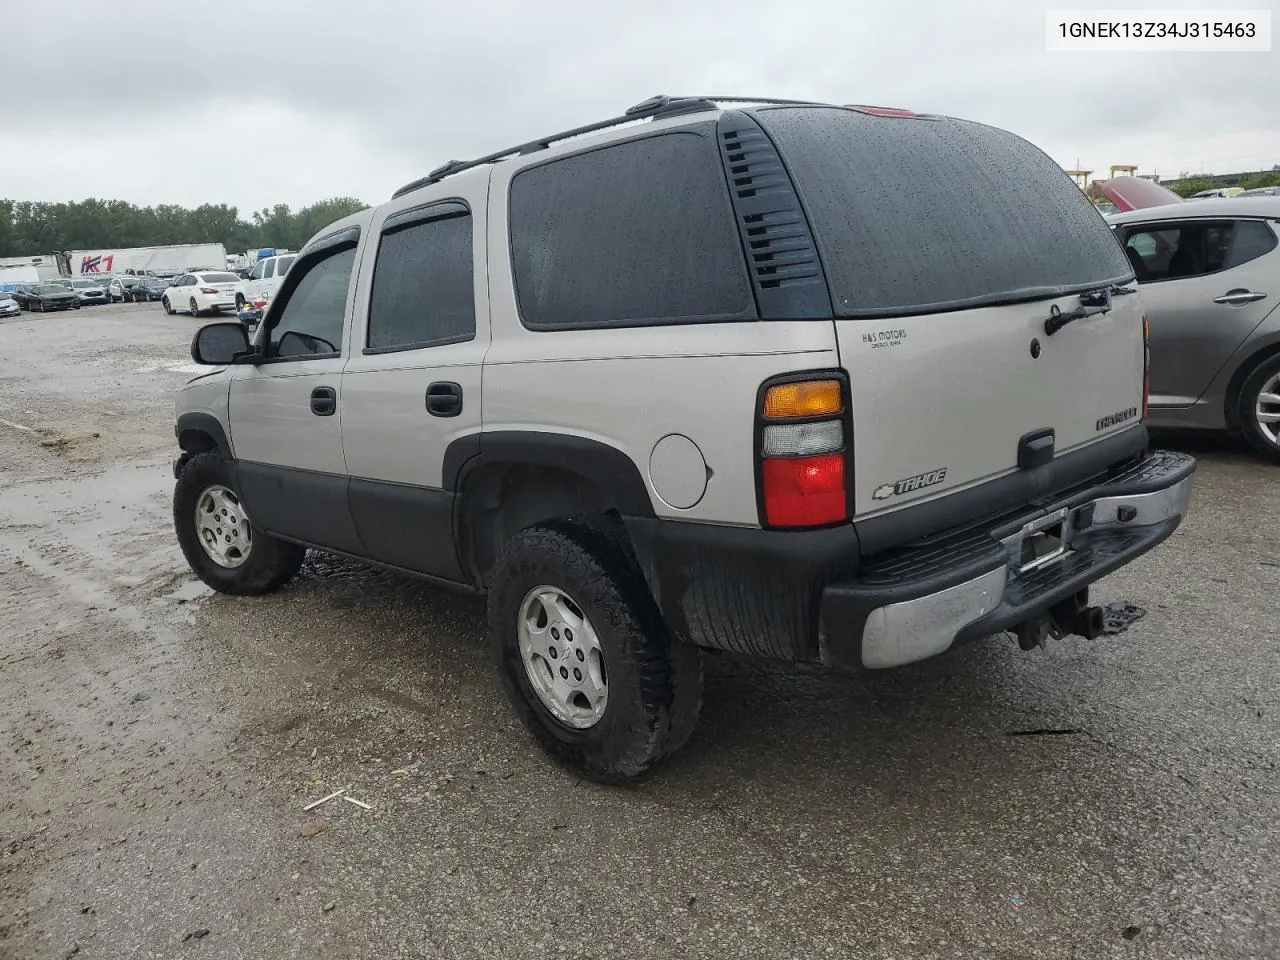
(1187, 185, 1280, 200)
(8, 282, 82, 311)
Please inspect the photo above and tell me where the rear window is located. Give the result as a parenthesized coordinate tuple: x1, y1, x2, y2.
(199, 272, 240, 283)
(753, 107, 1132, 317)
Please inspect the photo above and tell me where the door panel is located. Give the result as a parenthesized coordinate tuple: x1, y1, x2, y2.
(225, 229, 369, 549)
(235, 460, 363, 554)
(229, 360, 347, 474)
(346, 477, 460, 579)
(341, 351, 484, 489)
(1124, 218, 1280, 405)
(340, 187, 488, 580)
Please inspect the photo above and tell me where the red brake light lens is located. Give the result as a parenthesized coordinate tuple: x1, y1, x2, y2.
(762, 453, 846, 527)
(200, 287, 218, 294)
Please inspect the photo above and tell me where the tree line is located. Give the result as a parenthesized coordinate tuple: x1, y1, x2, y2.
(1165, 168, 1280, 197)
(0, 196, 370, 258)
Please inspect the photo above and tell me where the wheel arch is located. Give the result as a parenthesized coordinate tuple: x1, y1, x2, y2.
(446, 431, 656, 586)
(176, 412, 231, 458)
(1223, 338, 1280, 428)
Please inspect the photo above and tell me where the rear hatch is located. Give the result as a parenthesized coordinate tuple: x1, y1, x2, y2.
(753, 107, 1144, 519)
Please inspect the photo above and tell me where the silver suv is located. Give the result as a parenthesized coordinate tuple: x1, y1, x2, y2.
(172, 95, 1196, 781)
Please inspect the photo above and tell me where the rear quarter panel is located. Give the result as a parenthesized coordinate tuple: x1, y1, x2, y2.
(483, 170, 837, 525)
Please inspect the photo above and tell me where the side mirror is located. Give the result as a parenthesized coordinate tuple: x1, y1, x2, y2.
(191, 322, 253, 365)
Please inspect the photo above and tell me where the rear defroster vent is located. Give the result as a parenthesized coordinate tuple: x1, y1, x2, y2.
(717, 110, 831, 318)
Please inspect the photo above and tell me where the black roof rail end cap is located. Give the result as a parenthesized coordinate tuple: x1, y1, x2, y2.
(427, 159, 465, 179)
(625, 94, 670, 116)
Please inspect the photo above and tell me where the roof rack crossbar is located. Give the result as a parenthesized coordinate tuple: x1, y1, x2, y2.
(390, 95, 829, 199)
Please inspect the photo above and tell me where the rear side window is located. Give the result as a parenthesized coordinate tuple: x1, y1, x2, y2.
(753, 107, 1132, 317)
(1123, 220, 1247, 281)
(366, 208, 474, 352)
(1225, 220, 1277, 269)
(508, 129, 755, 328)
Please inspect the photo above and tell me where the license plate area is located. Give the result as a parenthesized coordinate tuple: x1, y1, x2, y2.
(1001, 507, 1074, 574)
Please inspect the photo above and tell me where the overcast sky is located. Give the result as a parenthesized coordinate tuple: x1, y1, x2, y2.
(4, 0, 1277, 213)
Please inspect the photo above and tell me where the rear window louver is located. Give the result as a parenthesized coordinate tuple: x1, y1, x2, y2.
(716, 110, 831, 318)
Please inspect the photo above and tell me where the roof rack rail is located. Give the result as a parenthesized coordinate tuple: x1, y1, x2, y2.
(390, 94, 829, 199)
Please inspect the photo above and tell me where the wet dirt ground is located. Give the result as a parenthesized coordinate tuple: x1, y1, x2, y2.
(0, 302, 1277, 960)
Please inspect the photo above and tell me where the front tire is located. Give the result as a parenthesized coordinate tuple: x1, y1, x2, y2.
(173, 452, 306, 595)
(488, 522, 702, 782)
(189, 298, 201, 318)
(162, 296, 173, 315)
(1238, 353, 1280, 463)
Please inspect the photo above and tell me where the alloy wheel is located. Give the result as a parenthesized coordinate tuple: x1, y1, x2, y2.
(194, 484, 252, 568)
(516, 585, 608, 729)
(1255, 371, 1280, 447)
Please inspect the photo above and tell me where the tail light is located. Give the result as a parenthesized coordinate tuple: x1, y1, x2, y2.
(757, 375, 850, 528)
(1142, 313, 1151, 420)
(200, 287, 218, 294)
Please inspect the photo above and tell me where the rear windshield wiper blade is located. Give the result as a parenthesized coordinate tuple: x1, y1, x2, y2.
(1044, 285, 1129, 336)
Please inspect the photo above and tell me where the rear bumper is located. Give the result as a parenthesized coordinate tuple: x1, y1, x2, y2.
(819, 450, 1195, 670)
(626, 447, 1194, 669)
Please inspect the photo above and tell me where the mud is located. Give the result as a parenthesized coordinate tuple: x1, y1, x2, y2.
(1, 303, 1278, 959)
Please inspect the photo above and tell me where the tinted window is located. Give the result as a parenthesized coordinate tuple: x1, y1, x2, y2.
(263, 260, 276, 279)
(367, 210, 474, 351)
(199, 272, 240, 283)
(1124, 220, 1241, 282)
(1225, 220, 1277, 269)
(278, 256, 295, 275)
(268, 246, 356, 359)
(754, 107, 1132, 317)
(509, 129, 753, 328)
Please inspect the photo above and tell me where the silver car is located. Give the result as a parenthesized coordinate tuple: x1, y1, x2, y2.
(1108, 197, 1280, 462)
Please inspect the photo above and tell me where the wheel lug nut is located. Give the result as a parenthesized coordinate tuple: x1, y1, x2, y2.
(575, 649, 585, 662)
(549, 647, 558, 659)
(573, 668, 582, 681)
(565, 628, 573, 641)
(559, 667, 568, 679)
(551, 627, 560, 640)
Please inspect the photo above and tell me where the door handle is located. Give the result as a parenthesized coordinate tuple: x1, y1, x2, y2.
(426, 381, 463, 418)
(1213, 289, 1267, 305)
(310, 386, 337, 416)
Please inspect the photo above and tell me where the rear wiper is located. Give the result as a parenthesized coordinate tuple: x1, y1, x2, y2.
(1044, 284, 1133, 336)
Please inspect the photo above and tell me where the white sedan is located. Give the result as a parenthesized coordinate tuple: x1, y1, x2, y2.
(160, 272, 244, 317)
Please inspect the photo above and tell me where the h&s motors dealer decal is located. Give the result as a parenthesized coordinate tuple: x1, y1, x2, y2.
(873, 467, 948, 500)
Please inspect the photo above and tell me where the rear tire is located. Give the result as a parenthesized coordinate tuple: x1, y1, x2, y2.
(1237, 353, 1280, 463)
(162, 297, 173, 315)
(174, 452, 306, 595)
(488, 521, 702, 783)
(235, 294, 245, 311)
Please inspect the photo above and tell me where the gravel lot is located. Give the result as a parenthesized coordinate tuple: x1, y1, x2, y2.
(1, 302, 1277, 960)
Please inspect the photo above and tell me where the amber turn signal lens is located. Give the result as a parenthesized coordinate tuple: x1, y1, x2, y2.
(763, 380, 843, 419)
